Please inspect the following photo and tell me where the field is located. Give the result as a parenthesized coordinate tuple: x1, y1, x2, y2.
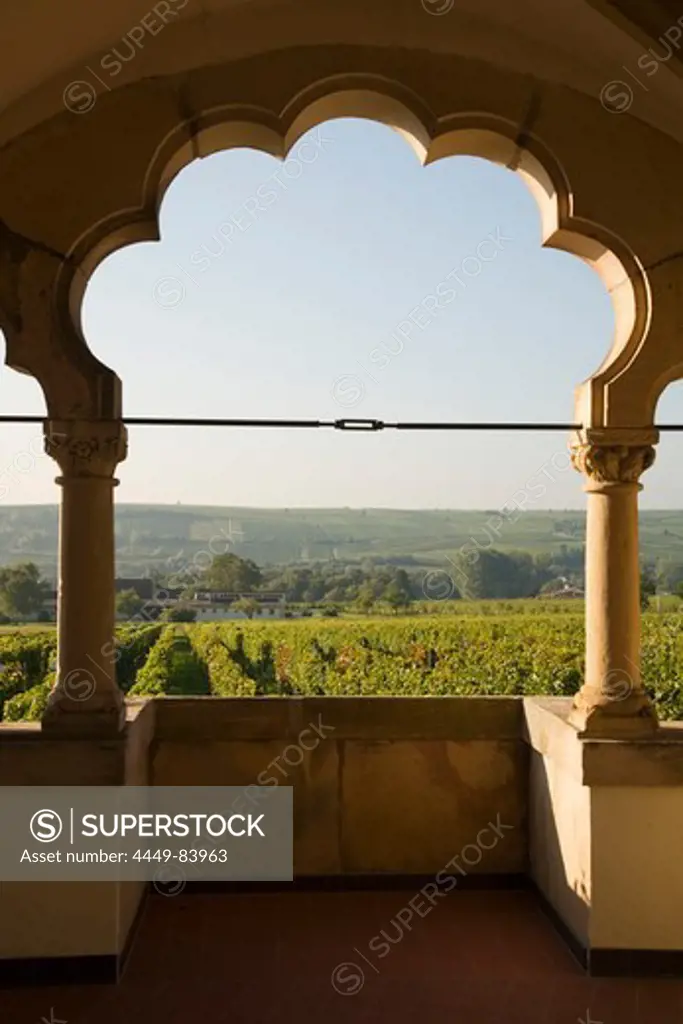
(7, 503, 683, 576)
(3, 606, 683, 722)
(0, 623, 57, 635)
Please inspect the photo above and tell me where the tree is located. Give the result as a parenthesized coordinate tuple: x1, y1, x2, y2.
(383, 581, 410, 613)
(116, 588, 145, 618)
(0, 562, 49, 619)
(449, 548, 552, 600)
(162, 605, 197, 622)
(355, 583, 375, 614)
(232, 597, 260, 619)
(657, 559, 683, 594)
(640, 566, 657, 611)
(203, 554, 262, 592)
(393, 568, 413, 597)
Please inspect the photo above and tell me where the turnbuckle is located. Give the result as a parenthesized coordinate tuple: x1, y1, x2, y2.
(333, 419, 385, 432)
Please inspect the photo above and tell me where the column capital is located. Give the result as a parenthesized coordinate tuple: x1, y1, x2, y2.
(570, 427, 658, 488)
(44, 419, 127, 480)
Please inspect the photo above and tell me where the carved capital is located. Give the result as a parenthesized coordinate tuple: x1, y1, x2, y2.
(570, 442, 656, 484)
(44, 420, 127, 479)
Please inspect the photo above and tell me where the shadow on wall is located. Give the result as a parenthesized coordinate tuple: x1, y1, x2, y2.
(529, 749, 590, 949)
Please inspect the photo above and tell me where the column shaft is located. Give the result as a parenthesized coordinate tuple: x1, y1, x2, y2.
(58, 477, 119, 703)
(584, 482, 641, 703)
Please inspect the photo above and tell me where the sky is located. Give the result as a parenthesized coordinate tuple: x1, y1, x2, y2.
(1, 116, 682, 510)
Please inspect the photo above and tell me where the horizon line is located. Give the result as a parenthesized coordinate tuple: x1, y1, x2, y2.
(0, 503, 682, 513)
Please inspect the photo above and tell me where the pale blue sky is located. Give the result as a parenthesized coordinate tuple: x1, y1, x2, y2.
(1, 117, 681, 508)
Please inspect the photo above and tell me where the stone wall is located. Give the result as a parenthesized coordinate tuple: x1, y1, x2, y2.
(150, 696, 527, 875)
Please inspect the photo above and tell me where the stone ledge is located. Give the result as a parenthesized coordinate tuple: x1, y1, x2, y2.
(0, 735, 126, 784)
(0, 722, 42, 740)
(151, 695, 523, 741)
(0, 701, 156, 785)
(5, 696, 683, 787)
(0, 701, 152, 743)
(523, 697, 683, 786)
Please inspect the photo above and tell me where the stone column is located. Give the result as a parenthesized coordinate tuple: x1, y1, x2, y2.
(41, 420, 128, 735)
(569, 428, 658, 737)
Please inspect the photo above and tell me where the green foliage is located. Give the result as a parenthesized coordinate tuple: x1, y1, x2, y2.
(129, 626, 209, 696)
(7, 611, 683, 722)
(116, 588, 145, 618)
(383, 580, 411, 612)
(355, 583, 375, 614)
(114, 623, 164, 691)
(191, 626, 260, 696)
(231, 597, 261, 619)
(157, 544, 586, 606)
(202, 554, 262, 592)
(0, 562, 50, 618)
(0, 631, 56, 718)
(450, 548, 553, 600)
(181, 613, 683, 718)
(0, 624, 161, 720)
(187, 616, 586, 698)
(641, 566, 658, 611)
(4, 675, 53, 721)
(162, 605, 197, 623)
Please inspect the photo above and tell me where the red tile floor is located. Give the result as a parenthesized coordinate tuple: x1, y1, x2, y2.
(2, 890, 682, 1023)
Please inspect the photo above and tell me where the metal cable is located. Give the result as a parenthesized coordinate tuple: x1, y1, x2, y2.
(0, 415, 681, 431)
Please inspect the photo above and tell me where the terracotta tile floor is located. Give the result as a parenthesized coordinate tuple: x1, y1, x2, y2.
(2, 890, 683, 1023)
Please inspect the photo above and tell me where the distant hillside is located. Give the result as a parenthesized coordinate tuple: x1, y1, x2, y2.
(4, 505, 683, 580)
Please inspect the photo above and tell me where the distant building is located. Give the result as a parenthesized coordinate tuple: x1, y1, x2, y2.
(154, 586, 184, 601)
(38, 582, 291, 623)
(192, 591, 285, 606)
(115, 577, 154, 600)
(190, 591, 287, 621)
(543, 585, 584, 599)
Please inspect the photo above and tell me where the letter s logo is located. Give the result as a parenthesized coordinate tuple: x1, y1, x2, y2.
(30, 809, 63, 843)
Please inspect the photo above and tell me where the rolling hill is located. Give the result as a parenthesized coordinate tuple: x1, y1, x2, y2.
(3, 505, 683, 579)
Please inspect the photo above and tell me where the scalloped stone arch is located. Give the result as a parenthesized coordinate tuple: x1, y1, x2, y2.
(64, 79, 647, 423)
(1, 35, 678, 747)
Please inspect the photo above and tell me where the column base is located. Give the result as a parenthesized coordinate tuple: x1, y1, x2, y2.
(568, 690, 659, 739)
(41, 699, 126, 737)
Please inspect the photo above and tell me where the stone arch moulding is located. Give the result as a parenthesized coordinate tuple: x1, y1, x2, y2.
(59, 76, 648, 427)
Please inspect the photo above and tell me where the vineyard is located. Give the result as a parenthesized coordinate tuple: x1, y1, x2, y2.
(3, 612, 683, 721)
